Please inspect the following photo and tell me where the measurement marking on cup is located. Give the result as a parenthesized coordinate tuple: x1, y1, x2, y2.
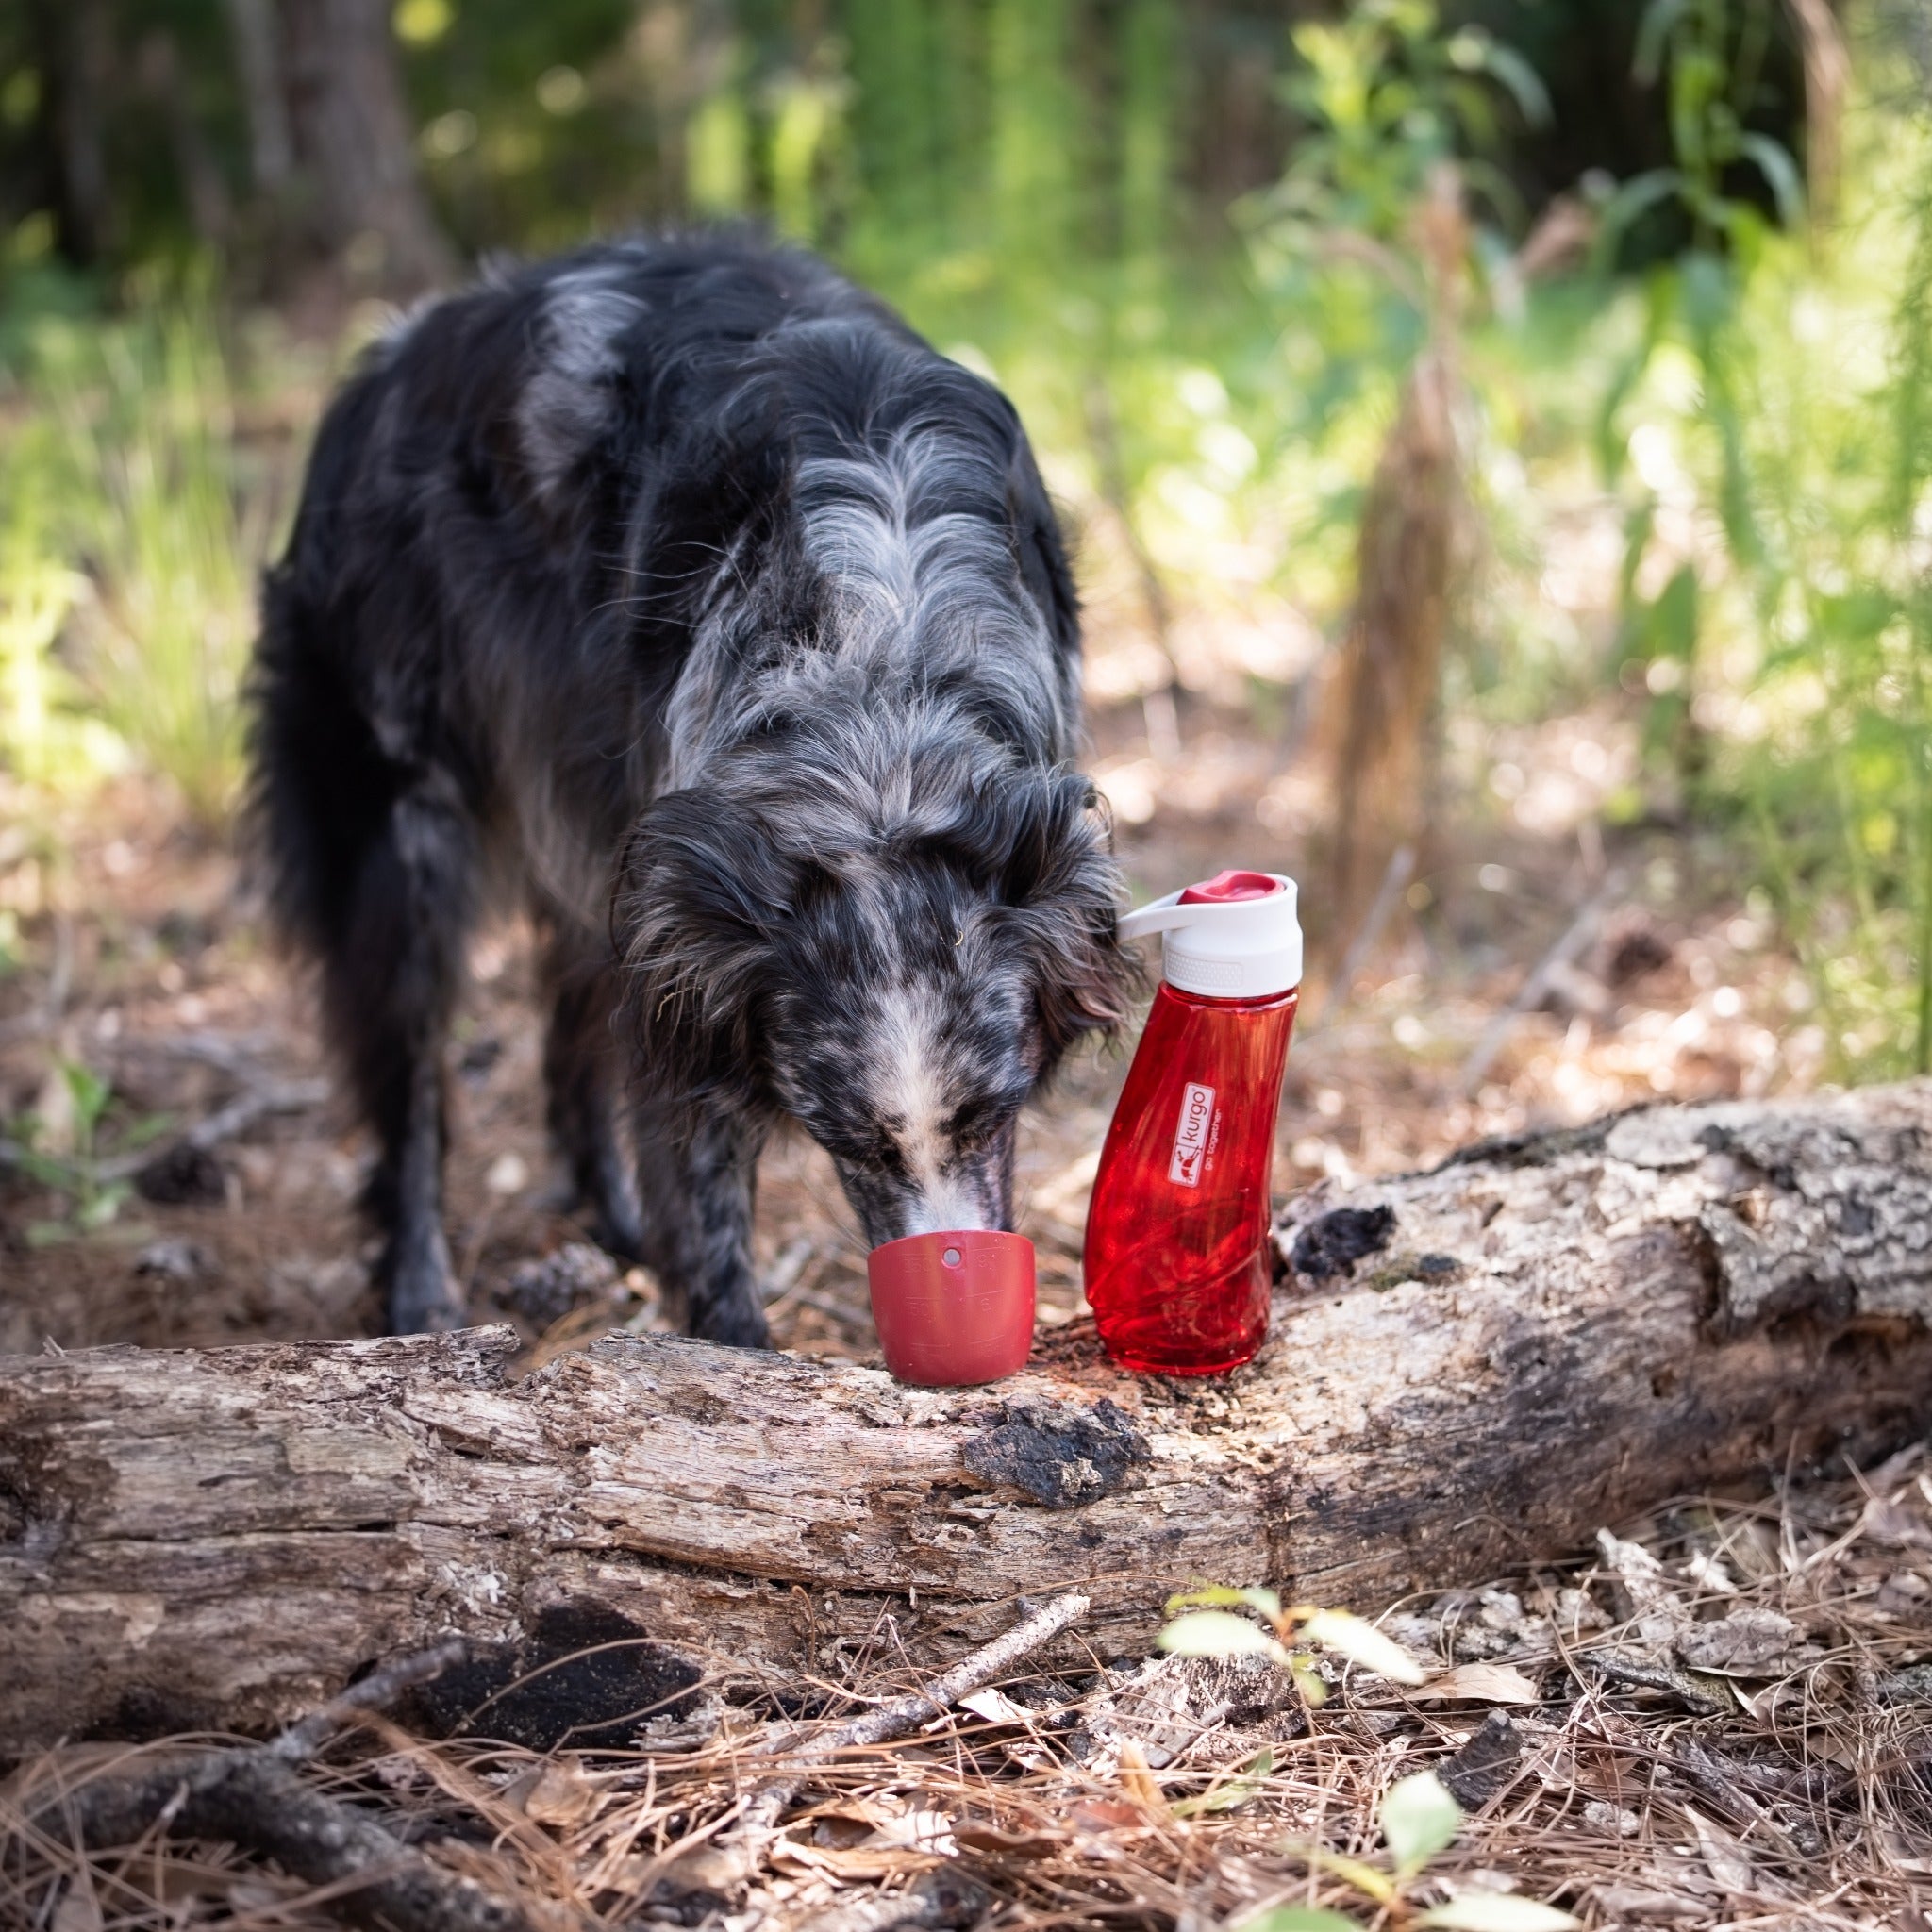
(1169, 1080, 1217, 1187)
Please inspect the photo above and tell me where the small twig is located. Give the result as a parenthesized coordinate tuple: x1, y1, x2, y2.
(271, 1637, 469, 1762)
(1460, 866, 1627, 1093)
(691, 1592, 1091, 1887)
(96, 1077, 327, 1181)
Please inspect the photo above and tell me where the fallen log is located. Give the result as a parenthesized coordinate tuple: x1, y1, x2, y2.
(4, 1082, 1930, 1750)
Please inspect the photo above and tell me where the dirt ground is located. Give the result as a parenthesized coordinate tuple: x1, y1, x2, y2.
(0, 682, 1807, 1363)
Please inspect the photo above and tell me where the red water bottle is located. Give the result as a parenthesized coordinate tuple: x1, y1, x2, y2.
(1083, 870, 1302, 1375)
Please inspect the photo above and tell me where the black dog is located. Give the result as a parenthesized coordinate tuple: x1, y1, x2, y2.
(247, 235, 1131, 1341)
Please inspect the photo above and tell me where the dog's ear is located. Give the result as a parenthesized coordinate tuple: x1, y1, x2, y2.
(613, 789, 785, 1107)
(988, 769, 1136, 1061)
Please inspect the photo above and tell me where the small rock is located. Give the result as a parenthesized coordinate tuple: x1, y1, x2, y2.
(1582, 1798, 1643, 1838)
(486, 1151, 530, 1197)
(133, 1141, 226, 1207)
(133, 1238, 216, 1283)
(1438, 1711, 1524, 1807)
(1874, 1662, 1932, 1707)
(1553, 1586, 1609, 1635)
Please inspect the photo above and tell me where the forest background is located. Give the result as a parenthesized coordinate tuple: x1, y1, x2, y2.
(4, 0, 1932, 1289)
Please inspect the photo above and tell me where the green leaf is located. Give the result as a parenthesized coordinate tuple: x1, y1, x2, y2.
(1157, 1611, 1287, 1662)
(1591, 169, 1686, 274)
(1167, 1583, 1285, 1624)
(1173, 1746, 1275, 1817)
(1380, 1771, 1462, 1876)
(76, 1181, 128, 1232)
(1452, 36, 1552, 129)
(1417, 1895, 1582, 1931)
(1235, 1910, 1364, 1932)
(1297, 1608, 1425, 1684)
(1304, 1848, 1397, 1905)
(61, 1060, 111, 1134)
(1738, 132, 1804, 230)
(1274, 1843, 1397, 1906)
(1633, 0, 1689, 84)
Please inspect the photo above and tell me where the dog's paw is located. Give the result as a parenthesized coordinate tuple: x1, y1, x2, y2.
(380, 1233, 469, 1335)
(692, 1303, 771, 1351)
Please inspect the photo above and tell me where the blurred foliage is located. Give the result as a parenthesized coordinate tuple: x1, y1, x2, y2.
(3, 301, 270, 825)
(0, 0, 1929, 1085)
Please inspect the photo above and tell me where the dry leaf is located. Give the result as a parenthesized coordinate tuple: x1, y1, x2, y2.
(1117, 1739, 1168, 1814)
(1412, 1662, 1541, 1705)
(507, 1757, 602, 1827)
(957, 1687, 1034, 1724)
(953, 1820, 1067, 1860)
(772, 1840, 946, 1879)
(1674, 1607, 1804, 1674)
(51, 1891, 104, 1932)
(1071, 1797, 1146, 1834)
(1858, 1492, 1932, 1548)
(1687, 1807, 1752, 1892)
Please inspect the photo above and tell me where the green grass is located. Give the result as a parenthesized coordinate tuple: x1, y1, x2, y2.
(1, 278, 280, 828)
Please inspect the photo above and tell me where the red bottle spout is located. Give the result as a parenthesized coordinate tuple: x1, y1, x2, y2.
(866, 1229, 1036, 1386)
(1178, 869, 1284, 905)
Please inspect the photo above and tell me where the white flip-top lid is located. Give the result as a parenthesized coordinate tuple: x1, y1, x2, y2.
(1120, 869, 1303, 999)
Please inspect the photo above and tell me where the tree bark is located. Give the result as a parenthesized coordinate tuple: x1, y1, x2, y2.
(275, 0, 453, 295)
(4, 1083, 1929, 1752)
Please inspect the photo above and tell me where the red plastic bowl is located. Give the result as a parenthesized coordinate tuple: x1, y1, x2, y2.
(865, 1229, 1037, 1386)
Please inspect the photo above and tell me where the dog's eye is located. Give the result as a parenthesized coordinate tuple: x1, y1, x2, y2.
(945, 1102, 1008, 1157)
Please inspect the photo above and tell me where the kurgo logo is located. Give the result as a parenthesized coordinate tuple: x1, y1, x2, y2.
(1169, 1080, 1217, 1187)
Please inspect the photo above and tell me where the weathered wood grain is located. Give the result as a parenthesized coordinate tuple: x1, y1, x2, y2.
(4, 1083, 1929, 1749)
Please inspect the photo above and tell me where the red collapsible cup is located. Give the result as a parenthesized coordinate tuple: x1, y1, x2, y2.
(865, 1229, 1036, 1386)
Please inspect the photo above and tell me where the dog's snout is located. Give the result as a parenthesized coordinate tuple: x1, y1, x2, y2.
(902, 1174, 1003, 1239)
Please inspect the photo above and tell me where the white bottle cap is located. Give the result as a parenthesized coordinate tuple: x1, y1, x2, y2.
(1118, 870, 1303, 999)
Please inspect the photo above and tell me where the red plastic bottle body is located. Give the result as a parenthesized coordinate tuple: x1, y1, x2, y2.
(1082, 982, 1298, 1374)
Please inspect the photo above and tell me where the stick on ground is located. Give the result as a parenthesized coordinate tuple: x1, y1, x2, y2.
(22, 1641, 555, 1932)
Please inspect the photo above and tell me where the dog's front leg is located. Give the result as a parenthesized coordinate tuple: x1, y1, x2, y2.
(637, 1103, 771, 1348)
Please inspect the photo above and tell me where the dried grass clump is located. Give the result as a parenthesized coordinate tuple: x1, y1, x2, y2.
(4, 1449, 1929, 1932)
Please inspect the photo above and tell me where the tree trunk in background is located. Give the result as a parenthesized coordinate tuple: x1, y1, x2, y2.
(4, 1081, 1929, 1751)
(1787, 0, 1848, 226)
(275, 0, 454, 296)
(225, 0, 294, 199)
(1322, 167, 1470, 949)
(32, 0, 115, 264)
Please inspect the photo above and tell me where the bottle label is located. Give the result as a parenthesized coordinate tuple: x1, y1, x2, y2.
(1168, 1080, 1217, 1187)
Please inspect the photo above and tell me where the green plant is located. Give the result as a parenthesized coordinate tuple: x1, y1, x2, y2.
(0, 434, 123, 791)
(19, 305, 268, 826)
(1158, 1585, 1426, 1707)
(1244, 0, 1548, 306)
(1238, 1772, 1579, 1932)
(10, 1060, 134, 1243)
(1158, 1591, 1576, 1930)
(1595, 0, 1804, 264)
(1586, 25, 1932, 1078)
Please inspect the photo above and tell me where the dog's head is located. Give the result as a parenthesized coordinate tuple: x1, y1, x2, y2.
(618, 726, 1132, 1246)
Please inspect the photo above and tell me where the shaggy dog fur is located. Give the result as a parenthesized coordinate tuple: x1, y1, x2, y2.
(247, 235, 1132, 1341)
